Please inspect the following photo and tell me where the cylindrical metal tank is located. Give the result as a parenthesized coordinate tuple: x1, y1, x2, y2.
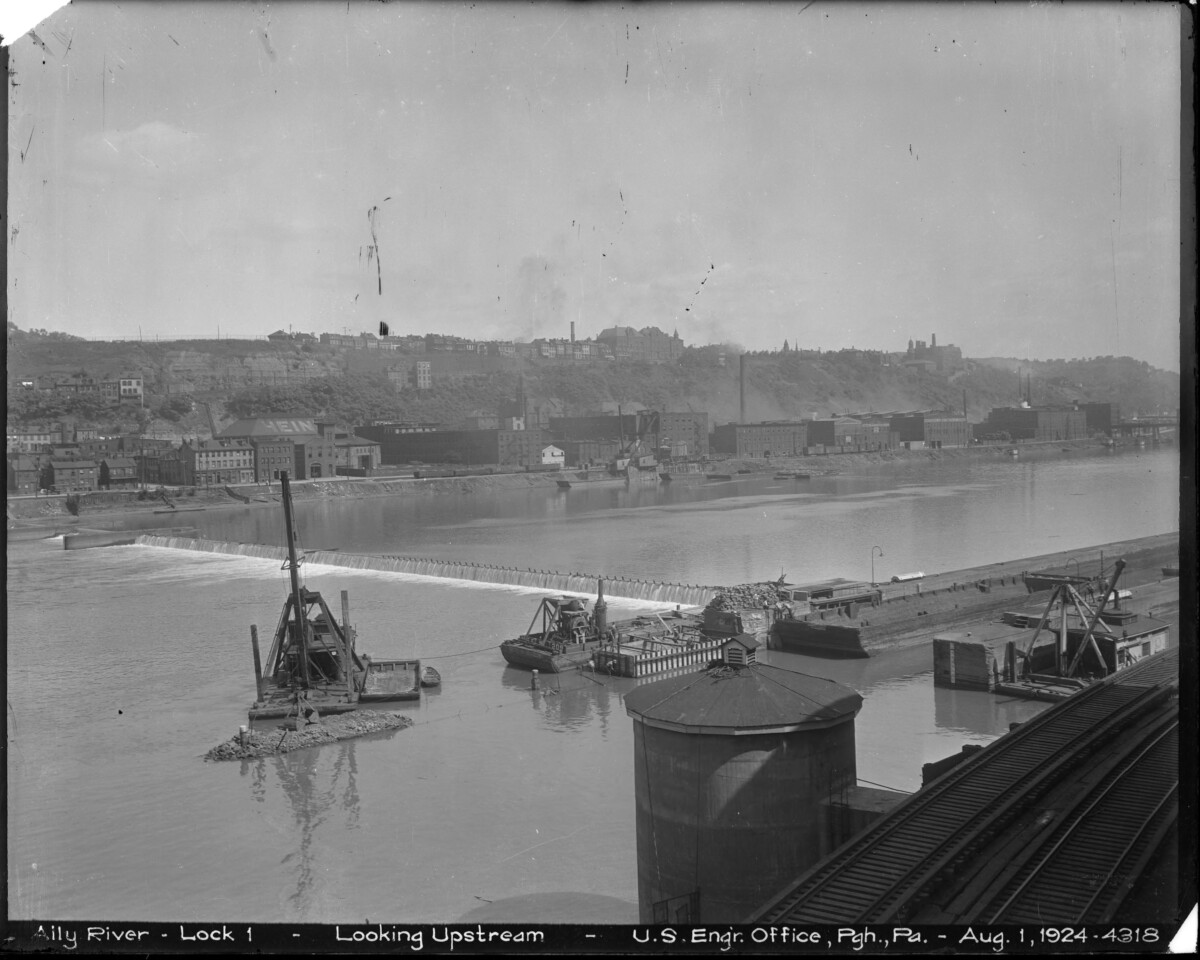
(624, 658, 862, 923)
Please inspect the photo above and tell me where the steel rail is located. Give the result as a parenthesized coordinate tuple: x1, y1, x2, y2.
(982, 714, 1177, 923)
(757, 682, 1168, 924)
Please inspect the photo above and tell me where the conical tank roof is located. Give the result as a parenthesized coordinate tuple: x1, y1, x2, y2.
(624, 663, 861, 735)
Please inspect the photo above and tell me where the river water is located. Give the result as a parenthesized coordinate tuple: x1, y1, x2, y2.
(6, 448, 1179, 924)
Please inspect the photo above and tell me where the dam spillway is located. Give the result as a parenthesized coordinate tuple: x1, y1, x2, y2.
(133, 535, 720, 606)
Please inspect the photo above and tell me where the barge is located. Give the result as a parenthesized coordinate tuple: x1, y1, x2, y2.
(593, 612, 727, 678)
(499, 580, 612, 673)
(936, 560, 1172, 701)
(768, 533, 1178, 658)
(594, 586, 775, 678)
(502, 579, 771, 679)
(248, 472, 421, 721)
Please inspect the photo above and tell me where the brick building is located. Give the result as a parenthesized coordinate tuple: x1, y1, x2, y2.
(49, 460, 98, 492)
(355, 424, 548, 469)
(181, 439, 255, 486)
(99, 457, 139, 489)
(594, 326, 684, 363)
(976, 406, 1087, 442)
(733, 422, 810, 458)
(247, 438, 295, 482)
(333, 432, 382, 473)
(658, 412, 710, 458)
(7, 455, 42, 494)
(217, 417, 339, 480)
(889, 412, 972, 449)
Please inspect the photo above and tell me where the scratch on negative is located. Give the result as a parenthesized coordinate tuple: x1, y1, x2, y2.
(498, 826, 585, 862)
(542, 18, 568, 50)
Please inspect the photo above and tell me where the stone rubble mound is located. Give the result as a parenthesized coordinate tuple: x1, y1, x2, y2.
(205, 710, 413, 761)
(705, 582, 788, 612)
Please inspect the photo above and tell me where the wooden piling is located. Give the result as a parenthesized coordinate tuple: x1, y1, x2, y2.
(250, 625, 264, 701)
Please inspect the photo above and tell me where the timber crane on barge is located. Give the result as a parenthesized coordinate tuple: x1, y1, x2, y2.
(248, 472, 421, 721)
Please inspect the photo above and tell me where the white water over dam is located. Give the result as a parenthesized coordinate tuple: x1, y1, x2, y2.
(134, 534, 721, 606)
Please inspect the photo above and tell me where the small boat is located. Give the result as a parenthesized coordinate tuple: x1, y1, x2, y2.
(556, 479, 573, 489)
(420, 665, 441, 688)
(706, 473, 734, 481)
(774, 472, 811, 480)
(248, 472, 421, 721)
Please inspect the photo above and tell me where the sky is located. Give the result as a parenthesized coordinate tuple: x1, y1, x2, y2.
(5, 1, 1184, 370)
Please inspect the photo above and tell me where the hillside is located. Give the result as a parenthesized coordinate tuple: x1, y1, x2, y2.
(6, 325, 1180, 438)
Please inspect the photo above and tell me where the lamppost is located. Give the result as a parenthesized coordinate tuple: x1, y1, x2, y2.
(871, 545, 884, 586)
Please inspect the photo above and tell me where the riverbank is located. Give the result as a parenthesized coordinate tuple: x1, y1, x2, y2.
(2, 437, 1144, 528)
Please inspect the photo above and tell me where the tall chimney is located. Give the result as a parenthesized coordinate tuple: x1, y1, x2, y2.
(570, 321, 576, 343)
(739, 354, 746, 424)
(931, 333, 937, 348)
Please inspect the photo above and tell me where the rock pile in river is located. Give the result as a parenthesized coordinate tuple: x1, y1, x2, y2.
(706, 582, 788, 612)
(205, 710, 414, 761)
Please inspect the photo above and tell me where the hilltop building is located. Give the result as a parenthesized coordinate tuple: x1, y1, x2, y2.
(595, 326, 684, 363)
(904, 333, 963, 373)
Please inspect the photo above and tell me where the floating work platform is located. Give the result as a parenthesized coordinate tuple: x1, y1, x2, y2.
(595, 625, 726, 678)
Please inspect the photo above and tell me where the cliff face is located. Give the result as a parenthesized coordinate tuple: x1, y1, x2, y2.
(7, 330, 1178, 432)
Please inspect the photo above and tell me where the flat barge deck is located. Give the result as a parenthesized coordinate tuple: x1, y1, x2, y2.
(771, 533, 1178, 658)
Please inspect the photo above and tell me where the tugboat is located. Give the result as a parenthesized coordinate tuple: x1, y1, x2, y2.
(248, 472, 421, 720)
(500, 580, 613, 673)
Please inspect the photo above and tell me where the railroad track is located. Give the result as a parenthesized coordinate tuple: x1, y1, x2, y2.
(756, 680, 1176, 925)
(979, 709, 1178, 924)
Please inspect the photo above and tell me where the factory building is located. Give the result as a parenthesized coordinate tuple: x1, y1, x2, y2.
(889, 412, 972, 449)
(354, 423, 548, 469)
(1079, 401, 1119, 436)
(657, 412, 709, 458)
(976, 406, 1087, 442)
(731, 421, 809, 458)
(217, 418, 339, 480)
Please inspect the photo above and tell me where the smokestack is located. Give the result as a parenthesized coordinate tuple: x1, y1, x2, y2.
(931, 333, 937, 348)
(739, 354, 746, 424)
(570, 321, 575, 343)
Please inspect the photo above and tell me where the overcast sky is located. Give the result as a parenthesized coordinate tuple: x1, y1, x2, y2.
(6, 1, 1183, 369)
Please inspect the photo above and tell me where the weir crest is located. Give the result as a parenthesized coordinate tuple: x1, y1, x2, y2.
(134, 535, 719, 606)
